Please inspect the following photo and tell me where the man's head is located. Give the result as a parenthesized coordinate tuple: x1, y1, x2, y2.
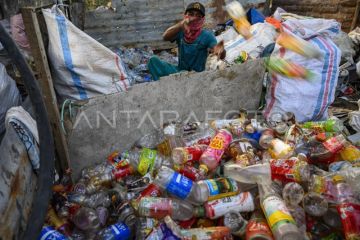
(185, 2, 205, 18)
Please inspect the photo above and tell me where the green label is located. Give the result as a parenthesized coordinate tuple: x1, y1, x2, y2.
(137, 148, 157, 175)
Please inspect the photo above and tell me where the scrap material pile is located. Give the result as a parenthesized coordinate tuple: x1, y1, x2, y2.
(42, 112, 360, 240)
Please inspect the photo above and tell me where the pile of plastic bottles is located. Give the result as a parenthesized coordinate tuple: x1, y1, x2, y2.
(40, 112, 360, 240)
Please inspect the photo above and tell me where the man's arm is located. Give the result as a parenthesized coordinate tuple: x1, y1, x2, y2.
(162, 19, 188, 42)
(210, 40, 226, 60)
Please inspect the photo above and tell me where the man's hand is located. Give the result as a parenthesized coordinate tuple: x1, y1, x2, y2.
(212, 40, 226, 60)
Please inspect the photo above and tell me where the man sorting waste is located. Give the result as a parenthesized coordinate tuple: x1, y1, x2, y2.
(147, 2, 226, 80)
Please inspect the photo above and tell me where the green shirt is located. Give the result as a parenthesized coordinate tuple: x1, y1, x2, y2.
(175, 30, 217, 72)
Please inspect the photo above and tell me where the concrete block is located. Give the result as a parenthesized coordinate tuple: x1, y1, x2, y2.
(66, 59, 266, 179)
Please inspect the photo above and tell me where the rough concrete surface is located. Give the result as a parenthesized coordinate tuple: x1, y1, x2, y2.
(66, 59, 265, 179)
(0, 127, 37, 240)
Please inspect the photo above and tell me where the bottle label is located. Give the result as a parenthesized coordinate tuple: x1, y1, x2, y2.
(109, 222, 131, 240)
(323, 137, 344, 154)
(337, 203, 360, 240)
(138, 148, 157, 175)
(139, 198, 172, 219)
(39, 227, 67, 240)
(166, 172, 193, 199)
(270, 158, 305, 183)
(201, 130, 232, 165)
(246, 219, 273, 240)
(262, 196, 296, 231)
(203, 178, 238, 200)
(205, 192, 254, 219)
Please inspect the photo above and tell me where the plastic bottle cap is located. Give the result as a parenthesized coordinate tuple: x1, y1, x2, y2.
(332, 175, 345, 183)
(199, 164, 209, 174)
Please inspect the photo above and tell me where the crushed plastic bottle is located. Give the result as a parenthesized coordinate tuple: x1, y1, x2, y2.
(43, 114, 360, 240)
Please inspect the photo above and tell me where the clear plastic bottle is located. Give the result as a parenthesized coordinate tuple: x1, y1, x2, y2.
(245, 210, 274, 240)
(121, 148, 172, 176)
(259, 183, 302, 240)
(223, 211, 248, 237)
(67, 191, 112, 209)
(196, 177, 239, 201)
(309, 134, 346, 164)
(303, 192, 328, 217)
(46, 206, 72, 236)
(153, 166, 206, 205)
(287, 205, 306, 235)
(71, 207, 101, 231)
(224, 162, 271, 184)
(85, 166, 134, 194)
(302, 118, 344, 132)
(172, 144, 208, 166)
(138, 197, 195, 221)
(97, 222, 131, 240)
(282, 182, 304, 207)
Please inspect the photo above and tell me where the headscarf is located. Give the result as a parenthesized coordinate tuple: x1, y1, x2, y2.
(183, 15, 205, 43)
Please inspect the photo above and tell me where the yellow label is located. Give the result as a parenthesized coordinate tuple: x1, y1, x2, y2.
(209, 136, 224, 150)
(268, 210, 295, 228)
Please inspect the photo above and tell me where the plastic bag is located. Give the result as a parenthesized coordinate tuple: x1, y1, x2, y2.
(42, 6, 130, 103)
(264, 10, 342, 122)
(0, 63, 21, 135)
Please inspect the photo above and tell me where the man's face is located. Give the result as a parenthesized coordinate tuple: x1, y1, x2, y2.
(185, 9, 203, 19)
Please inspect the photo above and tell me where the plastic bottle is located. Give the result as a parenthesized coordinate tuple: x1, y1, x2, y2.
(302, 118, 344, 132)
(287, 205, 306, 235)
(135, 217, 158, 240)
(245, 210, 274, 240)
(157, 135, 185, 157)
(115, 202, 137, 227)
(182, 127, 215, 147)
(153, 166, 206, 205)
(97, 222, 131, 240)
(196, 177, 239, 201)
(282, 182, 304, 207)
(38, 226, 69, 240)
(199, 129, 233, 174)
(303, 192, 328, 217)
(176, 164, 206, 181)
(67, 191, 111, 209)
(259, 183, 302, 240)
(172, 144, 208, 166)
(268, 139, 294, 159)
(223, 211, 248, 237)
(46, 206, 72, 236)
(259, 129, 275, 149)
(339, 142, 360, 164)
(269, 157, 310, 183)
(210, 118, 244, 130)
(138, 197, 195, 221)
(85, 166, 134, 194)
(121, 148, 171, 176)
(309, 134, 346, 164)
(198, 192, 255, 219)
(225, 1, 252, 39)
(72, 207, 101, 231)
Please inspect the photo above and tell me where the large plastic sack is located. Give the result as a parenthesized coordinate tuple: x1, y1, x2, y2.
(42, 6, 130, 103)
(0, 63, 21, 135)
(216, 22, 277, 63)
(264, 13, 341, 122)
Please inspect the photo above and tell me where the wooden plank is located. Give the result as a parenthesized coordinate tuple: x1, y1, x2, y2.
(21, 7, 71, 175)
(351, 0, 360, 31)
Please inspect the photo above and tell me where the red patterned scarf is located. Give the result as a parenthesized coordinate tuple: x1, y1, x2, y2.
(183, 16, 205, 43)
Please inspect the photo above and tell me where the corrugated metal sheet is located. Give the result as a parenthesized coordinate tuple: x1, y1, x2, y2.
(84, 0, 265, 49)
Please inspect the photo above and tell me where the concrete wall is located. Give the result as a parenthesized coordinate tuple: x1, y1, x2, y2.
(272, 0, 358, 32)
(84, 0, 266, 49)
(66, 59, 266, 179)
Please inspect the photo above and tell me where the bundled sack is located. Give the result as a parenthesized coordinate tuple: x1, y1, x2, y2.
(216, 22, 277, 63)
(264, 9, 341, 122)
(42, 6, 130, 103)
(0, 63, 21, 135)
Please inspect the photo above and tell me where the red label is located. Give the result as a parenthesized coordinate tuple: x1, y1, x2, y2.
(137, 184, 161, 202)
(112, 166, 134, 180)
(246, 219, 273, 240)
(179, 165, 204, 181)
(184, 145, 207, 163)
(323, 137, 344, 154)
(337, 203, 360, 239)
(270, 159, 298, 183)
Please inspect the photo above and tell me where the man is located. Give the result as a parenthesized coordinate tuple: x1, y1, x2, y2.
(148, 2, 225, 80)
